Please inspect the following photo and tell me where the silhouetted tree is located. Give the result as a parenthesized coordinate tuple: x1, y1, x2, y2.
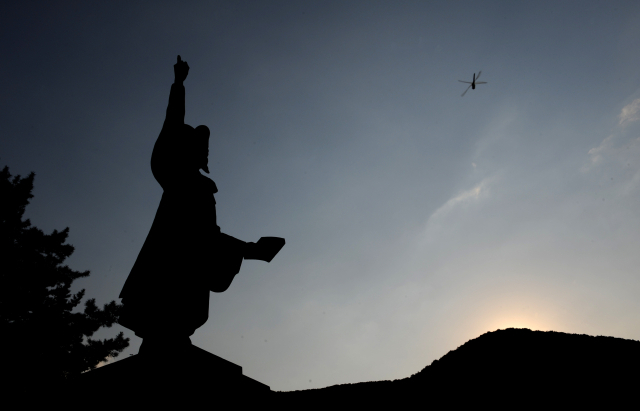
(0, 165, 129, 397)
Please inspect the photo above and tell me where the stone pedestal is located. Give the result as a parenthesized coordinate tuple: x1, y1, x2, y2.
(76, 344, 271, 408)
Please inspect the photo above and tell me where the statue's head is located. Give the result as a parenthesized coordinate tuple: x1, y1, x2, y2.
(181, 124, 210, 173)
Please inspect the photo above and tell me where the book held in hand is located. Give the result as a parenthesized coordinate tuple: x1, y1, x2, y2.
(255, 237, 285, 262)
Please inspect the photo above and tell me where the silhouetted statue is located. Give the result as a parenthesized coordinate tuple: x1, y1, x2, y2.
(118, 56, 284, 355)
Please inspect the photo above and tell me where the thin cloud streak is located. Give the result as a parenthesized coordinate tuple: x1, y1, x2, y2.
(585, 96, 640, 177)
(427, 178, 492, 225)
(618, 98, 640, 126)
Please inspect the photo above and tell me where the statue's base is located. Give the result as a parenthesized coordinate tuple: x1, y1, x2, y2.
(76, 344, 271, 408)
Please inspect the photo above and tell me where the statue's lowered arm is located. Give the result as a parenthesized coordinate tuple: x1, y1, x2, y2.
(207, 233, 246, 293)
(208, 236, 285, 293)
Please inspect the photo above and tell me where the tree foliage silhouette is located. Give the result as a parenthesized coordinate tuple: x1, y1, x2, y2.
(0, 165, 129, 394)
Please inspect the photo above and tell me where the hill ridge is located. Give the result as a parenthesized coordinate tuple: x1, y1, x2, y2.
(277, 328, 640, 406)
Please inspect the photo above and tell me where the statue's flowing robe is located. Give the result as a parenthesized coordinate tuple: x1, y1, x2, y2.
(118, 82, 245, 337)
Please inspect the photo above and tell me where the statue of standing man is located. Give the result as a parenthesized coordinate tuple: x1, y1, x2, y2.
(118, 56, 284, 355)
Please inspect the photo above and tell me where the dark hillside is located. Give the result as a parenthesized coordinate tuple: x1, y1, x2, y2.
(276, 328, 640, 408)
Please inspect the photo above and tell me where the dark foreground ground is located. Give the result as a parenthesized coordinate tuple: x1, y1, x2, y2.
(7, 328, 639, 409)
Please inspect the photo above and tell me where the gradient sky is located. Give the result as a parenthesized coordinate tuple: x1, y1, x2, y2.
(3, 1, 640, 391)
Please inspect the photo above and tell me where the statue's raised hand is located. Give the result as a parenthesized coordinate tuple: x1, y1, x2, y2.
(174, 55, 189, 83)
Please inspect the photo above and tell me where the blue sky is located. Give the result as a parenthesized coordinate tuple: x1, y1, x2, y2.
(2, 1, 640, 391)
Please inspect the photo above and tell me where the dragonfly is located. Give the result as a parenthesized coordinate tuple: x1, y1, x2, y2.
(459, 71, 487, 97)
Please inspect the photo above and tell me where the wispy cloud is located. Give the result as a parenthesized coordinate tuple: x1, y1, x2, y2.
(586, 134, 614, 167)
(427, 178, 492, 225)
(582, 97, 640, 197)
(584, 99, 640, 172)
(619, 99, 640, 126)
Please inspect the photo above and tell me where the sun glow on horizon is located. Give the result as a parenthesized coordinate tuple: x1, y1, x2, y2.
(461, 295, 561, 338)
(483, 314, 555, 334)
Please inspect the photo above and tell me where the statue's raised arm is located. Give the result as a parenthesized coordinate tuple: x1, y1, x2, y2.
(151, 56, 190, 189)
(166, 55, 188, 126)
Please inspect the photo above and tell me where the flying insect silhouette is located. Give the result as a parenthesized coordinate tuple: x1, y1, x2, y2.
(459, 71, 487, 97)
